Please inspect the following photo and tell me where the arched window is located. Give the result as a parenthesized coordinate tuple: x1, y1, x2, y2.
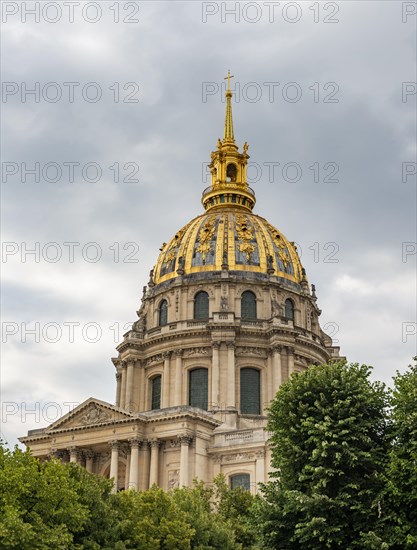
(226, 163, 237, 182)
(240, 368, 260, 415)
(241, 291, 256, 320)
(159, 300, 168, 327)
(230, 473, 250, 491)
(189, 368, 208, 410)
(194, 291, 209, 320)
(285, 298, 294, 321)
(151, 375, 161, 410)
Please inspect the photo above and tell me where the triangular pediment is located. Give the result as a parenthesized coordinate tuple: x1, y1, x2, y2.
(46, 398, 134, 432)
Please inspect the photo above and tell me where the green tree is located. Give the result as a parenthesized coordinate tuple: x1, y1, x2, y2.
(252, 361, 389, 549)
(171, 480, 239, 549)
(213, 474, 256, 549)
(113, 485, 194, 549)
(383, 359, 417, 548)
(66, 464, 118, 549)
(0, 445, 90, 548)
(0, 443, 119, 549)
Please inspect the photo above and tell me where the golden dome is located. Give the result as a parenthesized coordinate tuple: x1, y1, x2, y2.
(153, 72, 305, 288)
(154, 210, 304, 286)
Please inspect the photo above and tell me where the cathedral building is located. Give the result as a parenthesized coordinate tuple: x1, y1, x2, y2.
(20, 74, 340, 493)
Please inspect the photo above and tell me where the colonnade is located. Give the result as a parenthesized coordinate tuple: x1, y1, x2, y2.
(60, 435, 194, 493)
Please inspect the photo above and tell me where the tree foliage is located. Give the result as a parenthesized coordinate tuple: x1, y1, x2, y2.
(253, 361, 390, 549)
(382, 359, 417, 548)
(2, 359, 415, 549)
(0, 445, 115, 549)
(113, 486, 194, 549)
(0, 445, 256, 549)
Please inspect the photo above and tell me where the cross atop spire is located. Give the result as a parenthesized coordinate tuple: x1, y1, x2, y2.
(224, 70, 234, 92)
(223, 70, 235, 142)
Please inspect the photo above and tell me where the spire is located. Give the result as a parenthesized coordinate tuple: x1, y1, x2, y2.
(223, 70, 235, 143)
(201, 72, 256, 213)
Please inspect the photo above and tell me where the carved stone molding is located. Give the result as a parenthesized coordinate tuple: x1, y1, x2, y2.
(146, 354, 163, 366)
(78, 404, 113, 426)
(222, 452, 256, 463)
(129, 438, 143, 450)
(220, 296, 229, 311)
(168, 469, 180, 489)
(183, 347, 210, 357)
(148, 439, 161, 449)
(108, 440, 120, 451)
(174, 349, 183, 357)
(236, 346, 266, 357)
(212, 341, 221, 349)
(178, 434, 193, 446)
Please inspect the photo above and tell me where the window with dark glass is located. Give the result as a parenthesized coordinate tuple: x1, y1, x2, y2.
(159, 299, 168, 326)
(285, 298, 294, 321)
(189, 368, 208, 410)
(194, 291, 209, 320)
(230, 473, 250, 491)
(151, 375, 161, 410)
(241, 290, 256, 319)
(240, 368, 260, 414)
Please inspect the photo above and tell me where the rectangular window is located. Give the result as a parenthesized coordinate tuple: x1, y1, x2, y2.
(240, 368, 260, 415)
(151, 376, 161, 410)
(231, 474, 250, 491)
(189, 369, 208, 410)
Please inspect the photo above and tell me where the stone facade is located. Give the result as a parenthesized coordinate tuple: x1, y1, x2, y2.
(20, 78, 340, 493)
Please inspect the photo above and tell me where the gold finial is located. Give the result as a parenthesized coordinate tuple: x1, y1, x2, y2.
(223, 70, 235, 142)
(224, 69, 234, 92)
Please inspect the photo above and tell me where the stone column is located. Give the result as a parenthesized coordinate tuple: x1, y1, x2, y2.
(128, 439, 142, 490)
(226, 342, 236, 408)
(211, 342, 220, 408)
(68, 446, 78, 463)
(213, 456, 221, 478)
(125, 360, 135, 411)
(85, 450, 95, 473)
(125, 448, 131, 489)
(138, 364, 145, 411)
(255, 449, 266, 487)
(115, 372, 122, 407)
(120, 362, 127, 409)
(140, 440, 151, 491)
(272, 346, 282, 397)
(287, 348, 295, 379)
(174, 350, 182, 406)
(178, 435, 193, 487)
(162, 352, 171, 408)
(148, 439, 160, 487)
(109, 440, 119, 493)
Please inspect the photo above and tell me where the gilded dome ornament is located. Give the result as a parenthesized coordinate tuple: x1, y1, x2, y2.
(151, 74, 305, 288)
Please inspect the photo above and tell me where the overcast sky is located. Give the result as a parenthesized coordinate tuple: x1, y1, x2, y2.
(1, 1, 416, 447)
